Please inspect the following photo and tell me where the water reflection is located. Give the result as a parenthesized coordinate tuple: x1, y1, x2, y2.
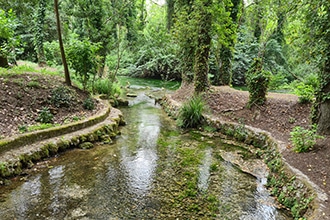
(9, 175, 42, 219)
(119, 93, 160, 196)
(49, 165, 64, 216)
(198, 148, 213, 191)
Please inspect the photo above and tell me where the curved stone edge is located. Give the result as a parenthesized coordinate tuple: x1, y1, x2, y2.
(0, 98, 111, 155)
(160, 95, 328, 220)
(0, 107, 125, 180)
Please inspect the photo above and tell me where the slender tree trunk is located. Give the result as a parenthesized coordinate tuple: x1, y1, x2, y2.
(314, 49, 330, 135)
(54, 0, 71, 86)
(166, 0, 175, 31)
(36, 0, 47, 67)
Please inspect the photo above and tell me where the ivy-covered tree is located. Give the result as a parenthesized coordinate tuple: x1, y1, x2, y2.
(212, 0, 243, 86)
(166, 0, 175, 31)
(193, 0, 212, 93)
(172, 0, 197, 83)
(174, 0, 236, 92)
(35, 0, 47, 66)
(309, 0, 330, 134)
(246, 58, 270, 108)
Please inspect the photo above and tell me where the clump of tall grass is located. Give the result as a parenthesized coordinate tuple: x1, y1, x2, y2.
(93, 78, 122, 97)
(177, 95, 206, 128)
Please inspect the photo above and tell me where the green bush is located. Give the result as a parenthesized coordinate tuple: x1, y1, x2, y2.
(93, 78, 121, 97)
(269, 73, 288, 90)
(50, 86, 76, 108)
(294, 83, 315, 103)
(36, 107, 53, 123)
(66, 34, 100, 91)
(44, 41, 62, 66)
(290, 125, 324, 153)
(177, 95, 205, 128)
(83, 97, 95, 110)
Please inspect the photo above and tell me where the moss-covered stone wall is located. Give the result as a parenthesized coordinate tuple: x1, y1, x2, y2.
(160, 95, 325, 220)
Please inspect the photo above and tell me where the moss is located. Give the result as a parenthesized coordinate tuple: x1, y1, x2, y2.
(30, 151, 42, 162)
(104, 124, 114, 134)
(95, 130, 104, 139)
(88, 133, 98, 142)
(57, 140, 70, 151)
(79, 142, 94, 149)
(47, 143, 59, 156)
(79, 135, 88, 143)
(19, 154, 33, 168)
(70, 136, 80, 147)
(100, 135, 112, 144)
(0, 162, 10, 177)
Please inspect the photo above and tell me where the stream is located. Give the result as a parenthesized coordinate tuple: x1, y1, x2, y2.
(0, 80, 292, 219)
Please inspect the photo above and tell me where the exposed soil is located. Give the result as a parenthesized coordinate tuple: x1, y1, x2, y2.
(170, 84, 330, 219)
(0, 72, 100, 138)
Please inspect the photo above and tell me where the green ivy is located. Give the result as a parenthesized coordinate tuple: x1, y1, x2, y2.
(246, 58, 271, 108)
(290, 124, 324, 153)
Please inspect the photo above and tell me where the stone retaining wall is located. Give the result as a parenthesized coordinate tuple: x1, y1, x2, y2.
(0, 99, 125, 181)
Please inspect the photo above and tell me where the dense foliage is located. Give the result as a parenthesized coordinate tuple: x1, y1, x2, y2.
(0, 0, 330, 133)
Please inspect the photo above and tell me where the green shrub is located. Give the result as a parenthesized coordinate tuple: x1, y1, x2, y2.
(269, 73, 288, 90)
(177, 95, 205, 128)
(18, 125, 28, 133)
(294, 83, 315, 103)
(93, 78, 122, 97)
(83, 97, 95, 110)
(44, 41, 62, 66)
(290, 125, 324, 153)
(66, 34, 100, 91)
(50, 86, 76, 108)
(36, 107, 53, 123)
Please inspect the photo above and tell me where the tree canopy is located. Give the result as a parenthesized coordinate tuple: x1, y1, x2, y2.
(1, 0, 330, 132)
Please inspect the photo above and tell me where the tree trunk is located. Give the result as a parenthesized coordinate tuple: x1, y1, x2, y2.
(36, 0, 47, 67)
(218, 47, 232, 85)
(193, 0, 212, 93)
(166, 0, 175, 31)
(317, 100, 330, 135)
(0, 55, 9, 68)
(315, 50, 330, 135)
(54, 0, 71, 86)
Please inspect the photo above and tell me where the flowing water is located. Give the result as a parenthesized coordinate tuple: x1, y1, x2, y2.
(0, 80, 292, 219)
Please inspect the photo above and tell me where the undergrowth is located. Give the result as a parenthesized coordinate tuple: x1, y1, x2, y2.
(177, 95, 206, 128)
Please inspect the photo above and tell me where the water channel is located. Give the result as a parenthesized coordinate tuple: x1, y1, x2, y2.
(0, 80, 292, 219)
